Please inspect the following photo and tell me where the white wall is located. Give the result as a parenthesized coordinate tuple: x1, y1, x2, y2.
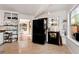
(35, 12, 48, 19)
(49, 10, 67, 19)
(18, 13, 34, 20)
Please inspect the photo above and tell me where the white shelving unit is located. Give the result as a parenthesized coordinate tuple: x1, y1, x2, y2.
(4, 12, 18, 42)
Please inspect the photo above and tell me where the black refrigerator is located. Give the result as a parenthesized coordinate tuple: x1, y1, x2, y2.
(32, 18, 47, 45)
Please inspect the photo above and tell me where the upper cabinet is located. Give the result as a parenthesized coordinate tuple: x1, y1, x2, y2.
(4, 12, 18, 26)
(0, 10, 4, 26)
(0, 10, 19, 26)
(48, 18, 59, 31)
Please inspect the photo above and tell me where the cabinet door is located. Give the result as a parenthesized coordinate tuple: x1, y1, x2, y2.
(0, 11, 4, 25)
(0, 33, 3, 45)
(48, 32, 60, 45)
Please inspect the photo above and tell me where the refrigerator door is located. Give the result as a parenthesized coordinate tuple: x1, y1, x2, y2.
(32, 18, 46, 44)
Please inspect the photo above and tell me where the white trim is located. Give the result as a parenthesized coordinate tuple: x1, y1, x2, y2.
(67, 37, 79, 46)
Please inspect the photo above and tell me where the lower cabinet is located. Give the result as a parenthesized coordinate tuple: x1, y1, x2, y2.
(48, 31, 62, 45)
(0, 33, 4, 45)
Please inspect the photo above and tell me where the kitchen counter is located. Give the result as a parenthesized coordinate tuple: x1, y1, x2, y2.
(0, 30, 5, 32)
(0, 26, 6, 32)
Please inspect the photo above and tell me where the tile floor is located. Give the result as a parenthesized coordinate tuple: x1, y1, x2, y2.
(0, 38, 71, 54)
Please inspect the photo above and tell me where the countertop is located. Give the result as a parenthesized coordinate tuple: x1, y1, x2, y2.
(0, 30, 5, 32)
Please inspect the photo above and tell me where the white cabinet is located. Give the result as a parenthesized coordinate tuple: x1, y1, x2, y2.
(0, 10, 4, 26)
(0, 10, 4, 45)
(0, 33, 3, 45)
(48, 18, 59, 31)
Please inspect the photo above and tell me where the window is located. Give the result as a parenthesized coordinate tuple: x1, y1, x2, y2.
(70, 5, 79, 42)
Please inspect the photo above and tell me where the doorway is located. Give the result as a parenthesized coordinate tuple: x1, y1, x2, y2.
(18, 19, 32, 48)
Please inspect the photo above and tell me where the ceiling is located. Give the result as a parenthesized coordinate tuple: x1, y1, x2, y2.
(47, 4, 74, 12)
(0, 4, 42, 15)
(0, 4, 74, 17)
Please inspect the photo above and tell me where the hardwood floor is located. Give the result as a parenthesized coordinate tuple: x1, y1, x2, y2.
(0, 39, 71, 54)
